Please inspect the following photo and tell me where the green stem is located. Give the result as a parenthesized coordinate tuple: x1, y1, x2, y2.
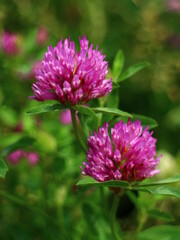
(110, 194, 122, 240)
(137, 210, 147, 233)
(70, 108, 87, 152)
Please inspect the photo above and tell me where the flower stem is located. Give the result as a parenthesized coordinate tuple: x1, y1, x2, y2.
(137, 210, 147, 233)
(70, 108, 87, 152)
(110, 194, 122, 240)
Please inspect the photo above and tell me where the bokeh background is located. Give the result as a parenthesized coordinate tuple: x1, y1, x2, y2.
(0, 0, 180, 239)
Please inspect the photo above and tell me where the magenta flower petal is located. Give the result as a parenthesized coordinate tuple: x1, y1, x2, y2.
(82, 120, 161, 183)
(31, 35, 112, 105)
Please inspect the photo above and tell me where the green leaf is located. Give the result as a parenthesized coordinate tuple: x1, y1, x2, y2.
(0, 106, 18, 127)
(139, 174, 180, 187)
(112, 49, 124, 80)
(132, 114, 158, 129)
(112, 81, 120, 89)
(91, 107, 132, 118)
(137, 186, 180, 198)
(74, 105, 99, 131)
(105, 89, 119, 109)
(27, 103, 65, 114)
(77, 177, 180, 197)
(118, 61, 150, 82)
(74, 105, 98, 120)
(77, 176, 130, 188)
(0, 157, 8, 178)
(149, 186, 180, 198)
(2, 137, 36, 156)
(113, 114, 157, 130)
(138, 225, 180, 240)
(147, 209, 174, 222)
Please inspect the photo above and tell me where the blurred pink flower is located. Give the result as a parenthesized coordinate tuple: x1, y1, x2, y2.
(7, 149, 25, 164)
(59, 109, 79, 125)
(166, 0, 180, 12)
(26, 152, 39, 165)
(31, 35, 112, 105)
(82, 120, 161, 183)
(7, 149, 39, 166)
(36, 27, 49, 46)
(1, 32, 19, 56)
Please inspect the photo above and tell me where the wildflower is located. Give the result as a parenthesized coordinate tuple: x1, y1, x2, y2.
(31, 35, 112, 105)
(7, 149, 25, 164)
(82, 120, 161, 182)
(36, 26, 49, 46)
(166, 0, 180, 12)
(7, 149, 39, 166)
(1, 32, 19, 56)
(26, 152, 39, 165)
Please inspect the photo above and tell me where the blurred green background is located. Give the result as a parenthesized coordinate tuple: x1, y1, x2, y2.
(0, 0, 179, 239)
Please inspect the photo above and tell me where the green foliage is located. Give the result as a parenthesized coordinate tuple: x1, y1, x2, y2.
(0, 158, 8, 178)
(118, 61, 150, 83)
(112, 114, 158, 130)
(27, 103, 65, 114)
(139, 186, 180, 198)
(112, 49, 124, 81)
(131, 114, 158, 129)
(147, 209, 174, 222)
(2, 137, 36, 156)
(138, 225, 180, 240)
(112, 50, 150, 84)
(0, 106, 18, 127)
(77, 176, 180, 198)
(91, 107, 132, 117)
(74, 105, 98, 121)
(138, 174, 180, 187)
(77, 176, 130, 188)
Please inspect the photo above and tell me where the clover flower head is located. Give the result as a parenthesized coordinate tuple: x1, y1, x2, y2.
(7, 149, 24, 164)
(1, 32, 19, 56)
(36, 26, 48, 46)
(31, 35, 112, 105)
(82, 120, 161, 182)
(27, 152, 39, 165)
(166, 0, 180, 12)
